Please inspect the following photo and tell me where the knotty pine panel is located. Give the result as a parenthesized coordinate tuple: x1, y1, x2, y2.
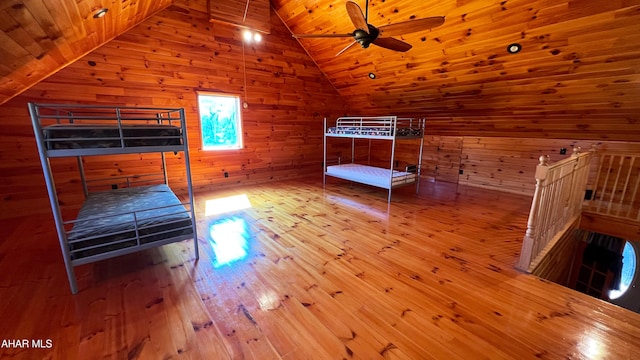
(272, 0, 640, 140)
(0, 1, 348, 220)
(434, 136, 463, 183)
(0, 0, 175, 105)
(460, 137, 590, 194)
(531, 221, 581, 287)
(208, 0, 270, 34)
(421, 135, 440, 180)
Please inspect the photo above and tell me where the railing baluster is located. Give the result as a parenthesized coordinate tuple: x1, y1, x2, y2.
(606, 155, 624, 215)
(616, 156, 634, 217)
(596, 155, 614, 214)
(627, 156, 640, 219)
(590, 154, 605, 212)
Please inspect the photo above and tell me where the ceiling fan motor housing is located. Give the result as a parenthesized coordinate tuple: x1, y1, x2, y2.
(354, 25, 379, 48)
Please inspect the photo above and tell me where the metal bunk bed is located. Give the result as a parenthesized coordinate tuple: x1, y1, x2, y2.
(323, 115, 425, 201)
(29, 103, 199, 294)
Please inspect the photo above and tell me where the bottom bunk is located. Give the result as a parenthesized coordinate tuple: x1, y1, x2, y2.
(65, 184, 194, 265)
(325, 163, 418, 190)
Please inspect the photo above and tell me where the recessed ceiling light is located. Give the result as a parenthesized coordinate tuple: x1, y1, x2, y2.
(368, 72, 376, 79)
(93, 8, 109, 19)
(507, 43, 522, 54)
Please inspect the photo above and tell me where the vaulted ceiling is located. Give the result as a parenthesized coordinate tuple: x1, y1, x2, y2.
(271, 0, 640, 138)
(0, 0, 173, 106)
(2, 0, 640, 140)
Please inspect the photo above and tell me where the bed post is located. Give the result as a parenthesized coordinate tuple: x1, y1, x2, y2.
(416, 118, 425, 195)
(388, 116, 398, 202)
(323, 117, 327, 186)
(179, 108, 199, 260)
(29, 103, 79, 294)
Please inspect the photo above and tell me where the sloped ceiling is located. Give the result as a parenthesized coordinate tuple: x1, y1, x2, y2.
(0, 0, 174, 106)
(271, 0, 640, 139)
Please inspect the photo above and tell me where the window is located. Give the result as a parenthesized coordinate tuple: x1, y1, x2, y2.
(609, 241, 637, 300)
(197, 92, 243, 150)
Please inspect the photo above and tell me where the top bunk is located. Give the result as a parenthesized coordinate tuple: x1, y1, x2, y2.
(29, 103, 189, 158)
(325, 115, 424, 140)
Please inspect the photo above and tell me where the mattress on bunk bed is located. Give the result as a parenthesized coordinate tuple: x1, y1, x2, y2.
(66, 184, 193, 260)
(326, 164, 417, 188)
(43, 124, 182, 150)
(327, 127, 422, 137)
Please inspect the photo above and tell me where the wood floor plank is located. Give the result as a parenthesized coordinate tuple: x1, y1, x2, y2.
(1, 178, 639, 359)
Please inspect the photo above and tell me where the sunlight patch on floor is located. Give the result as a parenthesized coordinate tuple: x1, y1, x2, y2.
(208, 217, 250, 268)
(204, 194, 252, 216)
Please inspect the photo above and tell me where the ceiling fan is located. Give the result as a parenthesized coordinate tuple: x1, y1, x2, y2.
(292, 0, 445, 56)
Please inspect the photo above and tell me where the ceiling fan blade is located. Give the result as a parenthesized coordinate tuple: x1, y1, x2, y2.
(372, 37, 412, 52)
(378, 16, 445, 37)
(336, 41, 358, 56)
(293, 33, 354, 38)
(346, 1, 369, 33)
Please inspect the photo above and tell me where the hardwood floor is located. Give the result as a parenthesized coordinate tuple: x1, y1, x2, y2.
(1, 177, 639, 359)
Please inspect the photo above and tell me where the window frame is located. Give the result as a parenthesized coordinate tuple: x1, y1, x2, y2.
(196, 91, 244, 151)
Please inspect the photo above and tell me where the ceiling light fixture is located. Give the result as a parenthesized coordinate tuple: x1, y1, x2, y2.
(93, 8, 109, 19)
(507, 43, 522, 54)
(368, 72, 376, 79)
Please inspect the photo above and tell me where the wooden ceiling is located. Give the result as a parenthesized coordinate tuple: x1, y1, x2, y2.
(0, 0, 173, 105)
(1, 0, 640, 139)
(271, 0, 640, 138)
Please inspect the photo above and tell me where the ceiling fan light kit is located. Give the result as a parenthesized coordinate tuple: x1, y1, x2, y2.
(292, 0, 445, 56)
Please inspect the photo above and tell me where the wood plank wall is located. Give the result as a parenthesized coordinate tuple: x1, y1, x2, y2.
(208, 0, 271, 34)
(0, 0, 349, 220)
(456, 137, 640, 195)
(378, 136, 640, 195)
(531, 220, 583, 286)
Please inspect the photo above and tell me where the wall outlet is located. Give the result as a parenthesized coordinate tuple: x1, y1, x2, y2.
(560, 148, 567, 155)
(224, 172, 229, 178)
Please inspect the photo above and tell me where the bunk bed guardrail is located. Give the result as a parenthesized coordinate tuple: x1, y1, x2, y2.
(32, 103, 186, 157)
(327, 116, 424, 138)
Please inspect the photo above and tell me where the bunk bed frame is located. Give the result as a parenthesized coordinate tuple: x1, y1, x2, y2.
(323, 116, 425, 201)
(29, 103, 199, 294)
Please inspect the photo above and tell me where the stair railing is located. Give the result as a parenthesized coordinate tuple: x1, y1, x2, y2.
(516, 147, 593, 271)
(585, 153, 640, 221)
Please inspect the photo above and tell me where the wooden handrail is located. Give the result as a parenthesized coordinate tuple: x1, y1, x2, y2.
(517, 148, 593, 271)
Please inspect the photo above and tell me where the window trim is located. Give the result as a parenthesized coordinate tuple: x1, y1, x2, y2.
(196, 91, 244, 151)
